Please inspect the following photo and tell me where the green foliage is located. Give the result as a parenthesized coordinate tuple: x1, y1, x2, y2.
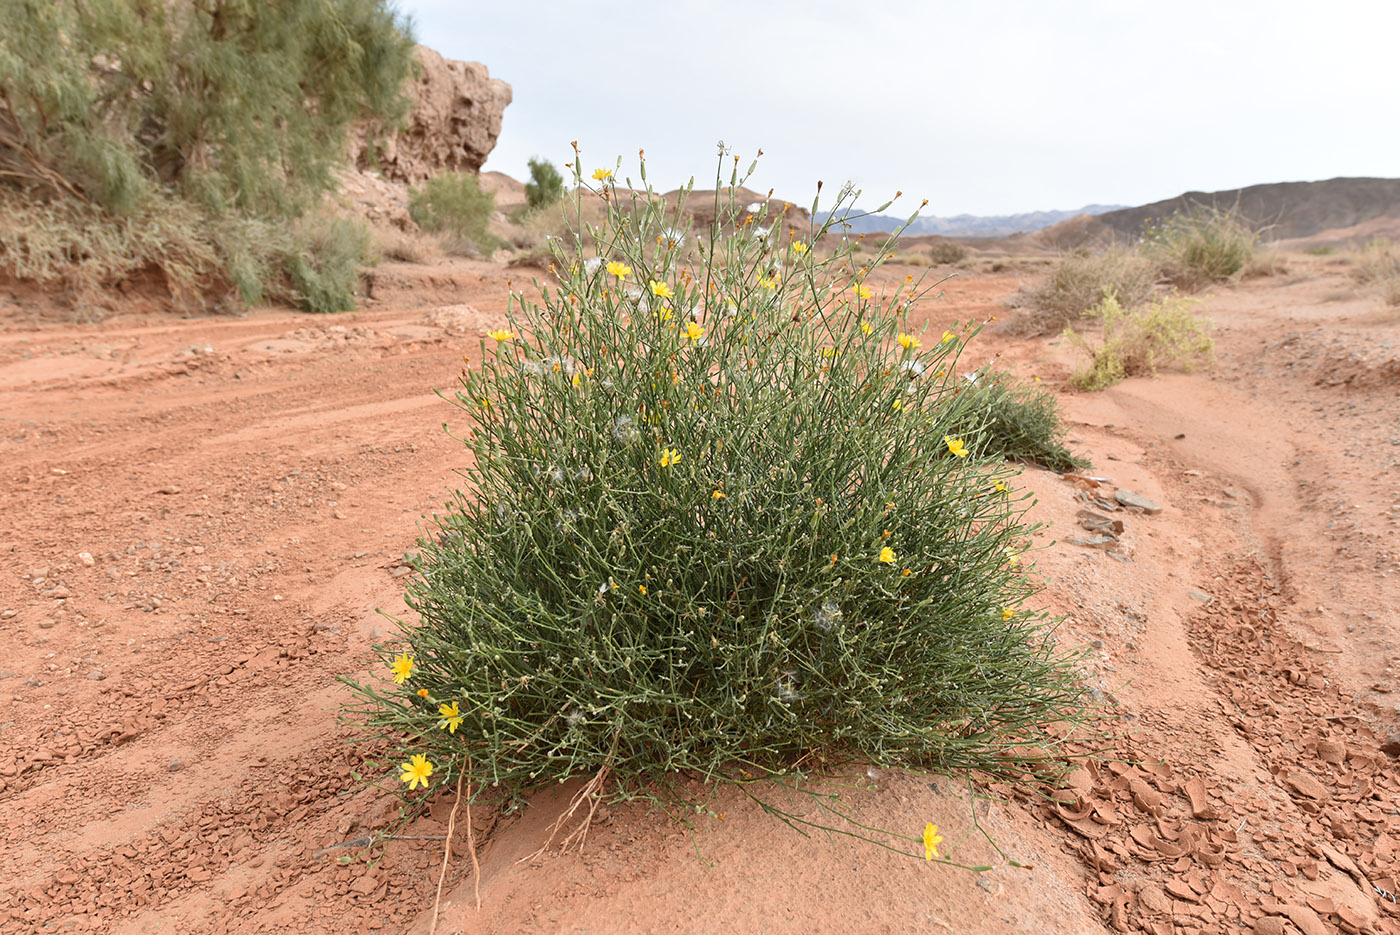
(1302, 246, 1335, 256)
(524, 158, 566, 210)
(1021, 248, 1157, 335)
(1067, 294, 1215, 390)
(928, 241, 969, 265)
(0, 0, 413, 308)
(1141, 208, 1256, 289)
(274, 217, 373, 315)
(409, 173, 498, 253)
(342, 155, 1091, 837)
(952, 370, 1089, 472)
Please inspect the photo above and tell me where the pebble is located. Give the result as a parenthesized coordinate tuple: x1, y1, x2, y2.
(87, 671, 106, 681)
(0, 670, 13, 680)
(1316, 739, 1347, 764)
(168, 759, 186, 772)
(1188, 589, 1213, 602)
(78, 552, 95, 566)
(0, 610, 14, 619)
(1115, 489, 1163, 513)
(1380, 734, 1400, 758)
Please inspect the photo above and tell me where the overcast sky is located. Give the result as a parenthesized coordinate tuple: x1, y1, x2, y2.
(401, 1, 1399, 217)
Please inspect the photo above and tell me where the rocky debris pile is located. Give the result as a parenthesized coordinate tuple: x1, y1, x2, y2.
(1061, 473, 1164, 561)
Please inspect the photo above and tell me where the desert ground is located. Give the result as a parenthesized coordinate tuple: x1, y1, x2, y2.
(1, 249, 1397, 935)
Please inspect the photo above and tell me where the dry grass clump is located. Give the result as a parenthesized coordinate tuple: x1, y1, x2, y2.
(1066, 294, 1214, 390)
(1352, 239, 1400, 306)
(1141, 208, 1256, 290)
(928, 241, 969, 265)
(1241, 250, 1287, 279)
(1016, 248, 1157, 335)
(374, 228, 442, 264)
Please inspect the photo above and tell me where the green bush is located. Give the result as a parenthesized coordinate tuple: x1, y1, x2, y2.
(524, 157, 566, 210)
(275, 217, 373, 314)
(343, 154, 1090, 842)
(950, 370, 1089, 472)
(1019, 248, 1157, 335)
(409, 173, 498, 253)
(1141, 208, 1256, 289)
(1067, 293, 1214, 390)
(928, 241, 969, 265)
(0, 0, 413, 307)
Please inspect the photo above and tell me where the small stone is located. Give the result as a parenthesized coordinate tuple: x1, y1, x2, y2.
(1316, 739, 1347, 764)
(0, 670, 14, 680)
(78, 552, 95, 566)
(1115, 489, 1163, 513)
(1380, 734, 1400, 757)
(1139, 884, 1170, 913)
(156, 485, 181, 495)
(0, 610, 14, 619)
(87, 670, 106, 681)
(1282, 770, 1330, 800)
(1068, 536, 1119, 550)
(1254, 918, 1287, 935)
(1282, 904, 1327, 935)
(333, 511, 347, 520)
(168, 759, 186, 772)
(1188, 589, 1213, 602)
(37, 619, 59, 629)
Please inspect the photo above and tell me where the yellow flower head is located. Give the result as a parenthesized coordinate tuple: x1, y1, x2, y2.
(650, 280, 674, 299)
(571, 370, 582, 387)
(592, 168, 614, 182)
(683, 321, 705, 342)
(638, 584, 648, 595)
(659, 447, 681, 468)
(712, 489, 726, 500)
(941, 330, 956, 345)
(399, 754, 434, 791)
(390, 652, 415, 685)
(923, 822, 943, 861)
(891, 399, 903, 412)
(437, 701, 464, 734)
(606, 260, 632, 279)
(993, 479, 1009, 494)
(854, 283, 873, 302)
(944, 435, 969, 458)
(898, 333, 922, 351)
(792, 241, 809, 255)
(487, 329, 515, 343)
(861, 321, 874, 336)
(657, 305, 674, 322)
(1005, 547, 1020, 567)
(758, 274, 778, 290)
(878, 546, 896, 564)
(416, 688, 430, 699)
(1002, 607, 1016, 621)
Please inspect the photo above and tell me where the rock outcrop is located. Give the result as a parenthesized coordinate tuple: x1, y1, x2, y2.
(354, 45, 511, 186)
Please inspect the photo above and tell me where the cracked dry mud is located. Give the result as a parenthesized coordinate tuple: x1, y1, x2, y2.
(1, 253, 1397, 934)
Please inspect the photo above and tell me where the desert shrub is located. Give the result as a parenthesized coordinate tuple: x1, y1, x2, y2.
(1302, 246, 1335, 256)
(949, 370, 1089, 472)
(342, 153, 1090, 851)
(1019, 248, 1157, 335)
(1067, 294, 1214, 390)
(928, 241, 969, 265)
(374, 228, 442, 264)
(409, 173, 498, 254)
(1141, 208, 1256, 289)
(1241, 251, 1287, 279)
(524, 158, 566, 210)
(1352, 239, 1400, 307)
(0, 0, 413, 307)
(274, 217, 373, 314)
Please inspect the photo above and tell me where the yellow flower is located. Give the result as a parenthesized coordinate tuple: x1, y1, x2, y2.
(487, 329, 515, 342)
(606, 260, 632, 279)
(656, 305, 674, 322)
(854, 283, 873, 301)
(901, 568, 912, 577)
(792, 241, 809, 255)
(437, 701, 464, 734)
(592, 168, 613, 181)
(861, 321, 874, 336)
(1002, 607, 1016, 621)
(399, 754, 434, 791)
(898, 333, 922, 351)
(659, 447, 681, 468)
(638, 585, 647, 596)
(477, 397, 491, 410)
(1005, 547, 1020, 567)
(891, 399, 903, 412)
(878, 546, 895, 564)
(993, 479, 1008, 494)
(944, 435, 969, 458)
(941, 330, 956, 345)
(390, 652, 415, 685)
(758, 274, 778, 290)
(712, 489, 726, 500)
(683, 321, 705, 342)
(416, 688, 430, 699)
(572, 371, 582, 387)
(923, 823, 943, 861)
(650, 280, 674, 299)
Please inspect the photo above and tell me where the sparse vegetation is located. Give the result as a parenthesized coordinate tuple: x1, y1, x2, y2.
(929, 241, 969, 265)
(408, 173, 499, 255)
(343, 154, 1091, 854)
(950, 370, 1089, 472)
(1020, 248, 1157, 335)
(1352, 238, 1400, 306)
(0, 0, 415, 311)
(524, 158, 566, 210)
(374, 228, 442, 265)
(275, 217, 373, 315)
(1141, 207, 1256, 289)
(1067, 294, 1214, 390)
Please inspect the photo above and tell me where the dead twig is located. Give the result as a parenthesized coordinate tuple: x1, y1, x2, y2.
(312, 833, 445, 858)
(429, 773, 466, 935)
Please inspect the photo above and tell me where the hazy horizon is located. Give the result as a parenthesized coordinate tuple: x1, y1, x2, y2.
(401, 1, 1400, 217)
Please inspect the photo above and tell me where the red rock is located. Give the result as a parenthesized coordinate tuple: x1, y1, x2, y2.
(1282, 904, 1327, 935)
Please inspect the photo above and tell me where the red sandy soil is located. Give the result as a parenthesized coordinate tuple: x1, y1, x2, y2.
(1, 254, 1398, 935)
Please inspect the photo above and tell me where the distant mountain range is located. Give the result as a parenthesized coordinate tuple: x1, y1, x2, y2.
(816, 203, 1125, 238)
